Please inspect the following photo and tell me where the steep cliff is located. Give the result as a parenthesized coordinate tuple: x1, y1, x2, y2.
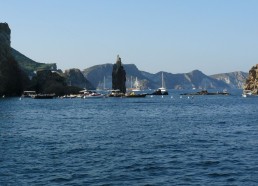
(0, 23, 28, 96)
(243, 64, 258, 94)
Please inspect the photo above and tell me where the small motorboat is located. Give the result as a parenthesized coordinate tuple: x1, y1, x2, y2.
(83, 92, 105, 99)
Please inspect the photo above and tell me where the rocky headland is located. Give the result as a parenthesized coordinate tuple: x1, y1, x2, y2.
(243, 64, 258, 95)
(0, 22, 95, 97)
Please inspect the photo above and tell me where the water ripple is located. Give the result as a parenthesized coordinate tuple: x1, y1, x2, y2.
(1, 93, 258, 185)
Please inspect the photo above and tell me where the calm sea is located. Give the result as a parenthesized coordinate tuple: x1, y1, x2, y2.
(0, 90, 258, 185)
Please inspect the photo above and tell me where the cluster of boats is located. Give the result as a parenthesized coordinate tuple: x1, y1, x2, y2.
(19, 72, 169, 99)
(21, 87, 170, 99)
(21, 90, 146, 99)
(17, 88, 258, 99)
(22, 90, 106, 99)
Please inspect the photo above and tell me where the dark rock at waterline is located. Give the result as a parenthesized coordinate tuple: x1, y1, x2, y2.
(180, 90, 229, 96)
(150, 89, 169, 95)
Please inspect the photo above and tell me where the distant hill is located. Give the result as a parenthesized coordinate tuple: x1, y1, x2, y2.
(141, 70, 230, 90)
(82, 63, 157, 89)
(210, 71, 248, 89)
(83, 63, 113, 89)
(82, 64, 239, 90)
(11, 48, 57, 77)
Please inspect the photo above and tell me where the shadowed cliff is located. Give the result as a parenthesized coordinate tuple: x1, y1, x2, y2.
(0, 23, 29, 96)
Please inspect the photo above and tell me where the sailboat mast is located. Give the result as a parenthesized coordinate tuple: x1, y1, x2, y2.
(162, 72, 164, 88)
(131, 76, 133, 88)
(103, 76, 106, 90)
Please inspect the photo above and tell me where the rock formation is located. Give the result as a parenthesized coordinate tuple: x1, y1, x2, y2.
(84, 63, 247, 90)
(112, 55, 126, 93)
(30, 70, 81, 96)
(83, 63, 152, 90)
(64, 68, 94, 90)
(0, 23, 28, 96)
(243, 64, 258, 94)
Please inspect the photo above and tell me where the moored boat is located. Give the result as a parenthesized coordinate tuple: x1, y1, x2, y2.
(242, 90, 253, 98)
(80, 89, 105, 99)
(108, 89, 125, 97)
(151, 72, 168, 95)
(84, 92, 105, 99)
(31, 94, 55, 99)
(22, 91, 36, 98)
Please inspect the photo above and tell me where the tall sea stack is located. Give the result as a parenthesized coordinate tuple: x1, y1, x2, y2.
(0, 22, 27, 96)
(112, 55, 126, 93)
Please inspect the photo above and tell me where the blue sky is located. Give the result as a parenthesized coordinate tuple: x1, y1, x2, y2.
(1, 0, 258, 74)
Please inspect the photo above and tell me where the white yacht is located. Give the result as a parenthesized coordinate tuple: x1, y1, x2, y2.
(132, 77, 141, 92)
(158, 72, 167, 93)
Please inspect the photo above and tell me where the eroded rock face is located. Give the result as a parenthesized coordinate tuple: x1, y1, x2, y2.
(244, 64, 258, 94)
(30, 70, 81, 96)
(0, 23, 27, 96)
(64, 68, 94, 90)
(112, 55, 126, 93)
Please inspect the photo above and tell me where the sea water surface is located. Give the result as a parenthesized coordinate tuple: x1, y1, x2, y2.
(0, 90, 258, 185)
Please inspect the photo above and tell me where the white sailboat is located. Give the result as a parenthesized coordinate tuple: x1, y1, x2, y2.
(103, 76, 106, 90)
(132, 77, 141, 91)
(158, 72, 167, 93)
(96, 76, 107, 90)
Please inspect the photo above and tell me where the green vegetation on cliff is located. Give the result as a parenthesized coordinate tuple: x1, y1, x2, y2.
(11, 48, 56, 77)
